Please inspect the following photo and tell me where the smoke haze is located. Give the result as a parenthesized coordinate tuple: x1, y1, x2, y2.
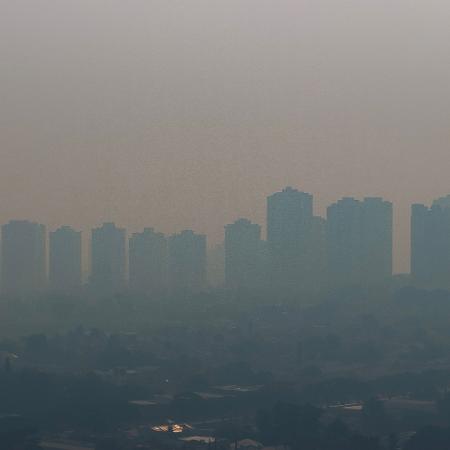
(2, 1, 450, 272)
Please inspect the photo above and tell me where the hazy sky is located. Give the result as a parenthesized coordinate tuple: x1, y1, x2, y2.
(2, 1, 450, 273)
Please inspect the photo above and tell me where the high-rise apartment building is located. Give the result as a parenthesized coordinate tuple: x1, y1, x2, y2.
(306, 216, 327, 290)
(225, 218, 262, 290)
(327, 197, 392, 286)
(129, 228, 167, 295)
(1, 220, 46, 296)
(411, 202, 450, 288)
(433, 194, 450, 210)
(90, 223, 126, 293)
(327, 197, 363, 286)
(361, 197, 393, 283)
(207, 243, 225, 288)
(267, 187, 313, 289)
(49, 226, 82, 293)
(168, 230, 206, 293)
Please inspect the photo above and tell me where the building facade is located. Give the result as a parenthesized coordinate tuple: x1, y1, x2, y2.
(267, 187, 313, 290)
(225, 218, 262, 290)
(168, 230, 206, 294)
(1, 220, 46, 296)
(411, 202, 450, 288)
(327, 197, 392, 286)
(361, 197, 393, 283)
(129, 228, 167, 295)
(90, 223, 126, 293)
(49, 226, 82, 293)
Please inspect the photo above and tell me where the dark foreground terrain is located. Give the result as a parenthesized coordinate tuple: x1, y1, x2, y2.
(3, 285, 450, 449)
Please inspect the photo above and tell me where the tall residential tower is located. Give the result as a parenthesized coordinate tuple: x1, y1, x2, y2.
(267, 187, 313, 289)
(225, 218, 262, 290)
(327, 197, 392, 286)
(90, 223, 126, 293)
(411, 201, 450, 288)
(168, 230, 206, 294)
(49, 226, 82, 293)
(129, 228, 167, 295)
(1, 220, 46, 296)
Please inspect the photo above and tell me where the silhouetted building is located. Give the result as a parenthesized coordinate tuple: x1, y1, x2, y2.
(225, 218, 262, 290)
(327, 197, 392, 286)
(129, 228, 167, 295)
(90, 223, 126, 293)
(49, 226, 82, 293)
(207, 243, 225, 288)
(361, 197, 393, 283)
(305, 216, 327, 290)
(433, 194, 450, 210)
(267, 187, 313, 289)
(1, 220, 46, 296)
(168, 230, 206, 293)
(411, 202, 450, 288)
(327, 197, 363, 286)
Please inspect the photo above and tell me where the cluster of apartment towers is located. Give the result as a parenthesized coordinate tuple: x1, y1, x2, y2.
(1, 187, 449, 298)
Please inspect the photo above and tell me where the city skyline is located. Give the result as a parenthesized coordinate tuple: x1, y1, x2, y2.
(2, 2, 450, 447)
(2, 189, 445, 271)
(0, 190, 443, 276)
(3, 188, 450, 297)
